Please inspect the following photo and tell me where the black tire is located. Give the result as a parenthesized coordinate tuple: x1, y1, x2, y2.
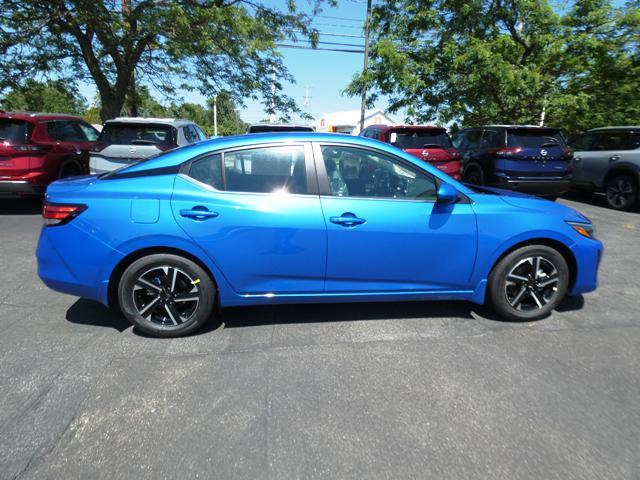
(488, 245, 569, 322)
(463, 164, 484, 185)
(117, 254, 216, 337)
(60, 164, 81, 179)
(604, 173, 638, 211)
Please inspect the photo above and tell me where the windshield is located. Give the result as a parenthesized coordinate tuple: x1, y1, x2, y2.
(98, 123, 175, 146)
(393, 130, 452, 149)
(506, 130, 565, 148)
(0, 119, 30, 143)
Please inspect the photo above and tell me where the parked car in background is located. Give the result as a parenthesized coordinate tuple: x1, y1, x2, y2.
(247, 123, 315, 133)
(89, 117, 207, 174)
(360, 124, 461, 180)
(452, 125, 574, 198)
(568, 126, 640, 210)
(37, 132, 602, 338)
(0, 111, 99, 197)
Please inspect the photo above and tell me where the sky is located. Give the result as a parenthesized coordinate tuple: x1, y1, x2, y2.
(78, 0, 381, 125)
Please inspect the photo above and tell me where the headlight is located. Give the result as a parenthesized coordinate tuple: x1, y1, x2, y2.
(567, 221, 596, 239)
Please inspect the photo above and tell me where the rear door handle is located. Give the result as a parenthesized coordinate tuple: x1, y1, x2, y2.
(180, 207, 219, 220)
(330, 212, 366, 227)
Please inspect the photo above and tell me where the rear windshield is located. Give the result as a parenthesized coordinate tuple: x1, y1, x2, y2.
(392, 130, 452, 149)
(98, 123, 175, 146)
(0, 119, 30, 143)
(506, 130, 565, 148)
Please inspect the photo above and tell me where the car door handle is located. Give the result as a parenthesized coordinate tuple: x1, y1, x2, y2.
(330, 213, 366, 227)
(574, 155, 582, 161)
(609, 155, 620, 162)
(180, 208, 219, 220)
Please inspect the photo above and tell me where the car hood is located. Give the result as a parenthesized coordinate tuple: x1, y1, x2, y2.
(468, 185, 591, 223)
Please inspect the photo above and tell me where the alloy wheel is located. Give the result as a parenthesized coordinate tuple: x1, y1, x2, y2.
(504, 256, 560, 311)
(132, 266, 201, 326)
(606, 178, 634, 209)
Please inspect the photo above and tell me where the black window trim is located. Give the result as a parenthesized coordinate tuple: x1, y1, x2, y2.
(180, 141, 318, 197)
(311, 141, 461, 203)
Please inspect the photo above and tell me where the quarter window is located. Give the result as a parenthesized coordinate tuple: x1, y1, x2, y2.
(320, 145, 437, 200)
(189, 154, 223, 190)
(224, 145, 307, 194)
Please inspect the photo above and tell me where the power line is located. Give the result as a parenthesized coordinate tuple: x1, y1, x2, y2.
(313, 22, 364, 30)
(278, 44, 365, 53)
(293, 30, 364, 39)
(315, 15, 364, 23)
(296, 39, 365, 48)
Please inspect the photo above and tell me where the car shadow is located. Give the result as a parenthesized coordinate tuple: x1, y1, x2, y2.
(65, 294, 587, 337)
(0, 197, 43, 215)
(561, 191, 640, 212)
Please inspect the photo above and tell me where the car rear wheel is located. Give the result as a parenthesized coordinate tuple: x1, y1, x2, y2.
(488, 245, 569, 322)
(604, 173, 638, 211)
(462, 164, 483, 185)
(117, 254, 216, 337)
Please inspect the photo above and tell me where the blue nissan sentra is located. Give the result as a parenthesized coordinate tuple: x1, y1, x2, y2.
(36, 133, 603, 337)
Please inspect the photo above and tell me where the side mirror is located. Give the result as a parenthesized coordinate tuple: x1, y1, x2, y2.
(437, 183, 459, 204)
(389, 132, 397, 144)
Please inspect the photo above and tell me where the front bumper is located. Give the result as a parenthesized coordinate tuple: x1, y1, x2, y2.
(494, 178, 571, 197)
(0, 180, 45, 197)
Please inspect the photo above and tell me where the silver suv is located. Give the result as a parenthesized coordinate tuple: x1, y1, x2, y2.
(569, 126, 640, 210)
(89, 117, 207, 174)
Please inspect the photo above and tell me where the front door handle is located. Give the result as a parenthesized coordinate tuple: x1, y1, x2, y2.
(609, 155, 621, 162)
(330, 212, 366, 227)
(180, 207, 219, 220)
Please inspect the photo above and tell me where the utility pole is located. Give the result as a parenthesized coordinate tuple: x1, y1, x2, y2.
(213, 95, 218, 136)
(359, 0, 372, 133)
(539, 93, 547, 127)
(303, 85, 312, 120)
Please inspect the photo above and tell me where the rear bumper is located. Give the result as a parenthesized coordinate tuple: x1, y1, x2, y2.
(0, 180, 45, 197)
(493, 178, 571, 197)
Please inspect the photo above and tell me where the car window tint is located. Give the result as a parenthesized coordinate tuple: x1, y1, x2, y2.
(482, 130, 502, 148)
(98, 124, 174, 146)
(194, 125, 207, 140)
(77, 122, 99, 141)
(0, 119, 30, 142)
(54, 121, 87, 141)
(185, 125, 199, 144)
(189, 153, 223, 190)
(592, 131, 638, 151)
(461, 130, 483, 149)
(506, 130, 564, 148)
(223, 145, 307, 194)
(393, 130, 452, 149)
(569, 133, 592, 151)
(320, 145, 437, 200)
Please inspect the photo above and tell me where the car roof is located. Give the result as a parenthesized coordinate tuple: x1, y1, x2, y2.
(586, 126, 640, 131)
(118, 131, 475, 194)
(367, 124, 446, 132)
(105, 117, 193, 127)
(0, 111, 84, 122)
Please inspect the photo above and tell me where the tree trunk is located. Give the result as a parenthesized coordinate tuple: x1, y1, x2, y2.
(98, 90, 127, 122)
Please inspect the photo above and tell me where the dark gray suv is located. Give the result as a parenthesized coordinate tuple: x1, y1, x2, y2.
(569, 127, 640, 210)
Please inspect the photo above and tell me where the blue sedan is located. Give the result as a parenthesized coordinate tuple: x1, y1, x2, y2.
(36, 133, 603, 337)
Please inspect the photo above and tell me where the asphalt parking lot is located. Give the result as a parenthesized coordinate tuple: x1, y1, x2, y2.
(0, 194, 638, 480)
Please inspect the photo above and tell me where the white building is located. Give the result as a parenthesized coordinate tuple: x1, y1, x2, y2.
(316, 108, 397, 135)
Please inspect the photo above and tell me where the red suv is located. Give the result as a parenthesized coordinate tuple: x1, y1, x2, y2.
(0, 111, 99, 197)
(360, 124, 461, 180)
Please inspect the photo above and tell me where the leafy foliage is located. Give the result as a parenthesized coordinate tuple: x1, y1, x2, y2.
(1, 79, 87, 114)
(347, 0, 639, 135)
(0, 0, 330, 121)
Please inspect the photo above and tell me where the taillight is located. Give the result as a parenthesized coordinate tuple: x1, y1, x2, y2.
(42, 202, 87, 226)
(494, 147, 523, 156)
(156, 144, 174, 151)
(563, 147, 574, 157)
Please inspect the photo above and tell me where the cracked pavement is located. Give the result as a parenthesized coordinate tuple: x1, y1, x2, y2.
(0, 193, 638, 480)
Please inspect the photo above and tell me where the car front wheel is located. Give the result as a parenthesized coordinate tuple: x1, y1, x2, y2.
(117, 254, 216, 337)
(488, 245, 569, 322)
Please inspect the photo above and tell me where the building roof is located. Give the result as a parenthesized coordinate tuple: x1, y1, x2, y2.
(319, 108, 396, 127)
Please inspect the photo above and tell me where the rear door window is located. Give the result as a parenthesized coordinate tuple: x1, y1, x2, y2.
(391, 130, 452, 149)
(0, 119, 30, 143)
(460, 130, 483, 149)
(591, 130, 638, 151)
(189, 154, 223, 190)
(223, 145, 308, 194)
(48, 121, 87, 142)
(481, 130, 503, 148)
(506, 130, 565, 148)
(98, 123, 175, 147)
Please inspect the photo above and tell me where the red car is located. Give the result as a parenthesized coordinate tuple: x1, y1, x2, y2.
(0, 111, 99, 197)
(360, 124, 461, 180)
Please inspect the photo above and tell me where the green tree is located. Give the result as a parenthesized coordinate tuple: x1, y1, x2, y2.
(168, 92, 248, 136)
(1, 79, 87, 114)
(1, 0, 328, 122)
(347, 0, 639, 134)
